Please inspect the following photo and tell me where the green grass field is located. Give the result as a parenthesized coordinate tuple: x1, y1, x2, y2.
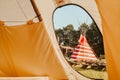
(72, 65, 108, 80)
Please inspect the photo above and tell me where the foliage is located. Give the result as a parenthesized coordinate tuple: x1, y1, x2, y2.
(55, 22, 106, 79)
(55, 24, 79, 47)
(63, 24, 74, 31)
(78, 23, 89, 35)
(55, 22, 105, 57)
(86, 22, 105, 57)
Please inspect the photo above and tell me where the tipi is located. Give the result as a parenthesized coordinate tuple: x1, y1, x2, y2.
(70, 34, 98, 61)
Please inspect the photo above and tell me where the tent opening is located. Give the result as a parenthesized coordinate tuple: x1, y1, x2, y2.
(53, 4, 108, 79)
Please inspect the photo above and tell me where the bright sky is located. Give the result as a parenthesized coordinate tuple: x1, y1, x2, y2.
(53, 5, 93, 30)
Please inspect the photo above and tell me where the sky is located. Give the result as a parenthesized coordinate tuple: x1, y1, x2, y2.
(53, 5, 93, 30)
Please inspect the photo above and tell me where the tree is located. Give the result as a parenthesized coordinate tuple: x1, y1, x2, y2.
(86, 22, 105, 57)
(70, 30, 80, 47)
(78, 23, 89, 35)
(64, 24, 74, 31)
(62, 24, 75, 46)
(55, 28, 64, 45)
(55, 24, 80, 47)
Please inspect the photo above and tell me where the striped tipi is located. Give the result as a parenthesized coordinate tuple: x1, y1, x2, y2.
(70, 34, 98, 61)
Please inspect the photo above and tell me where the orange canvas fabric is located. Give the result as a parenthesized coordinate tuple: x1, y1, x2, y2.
(96, 0, 120, 80)
(0, 21, 68, 80)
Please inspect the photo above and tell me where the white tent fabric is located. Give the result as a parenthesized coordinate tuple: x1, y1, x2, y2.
(0, 0, 102, 80)
(0, 0, 39, 25)
(35, 0, 102, 79)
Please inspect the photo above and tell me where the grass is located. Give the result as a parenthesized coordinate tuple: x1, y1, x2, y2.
(80, 69, 108, 80)
(64, 55, 108, 79)
(72, 65, 108, 80)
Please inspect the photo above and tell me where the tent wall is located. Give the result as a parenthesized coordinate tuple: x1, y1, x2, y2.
(0, 0, 104, 80)
(71, 0, 102, 33)
(0, 21, 68, 80)
(0, 77, 49, 80)
(96, 0, 120, 80)
(0, 0, 38, 25)
(35, 0, 102, 33)
(35, 0, 102, 79)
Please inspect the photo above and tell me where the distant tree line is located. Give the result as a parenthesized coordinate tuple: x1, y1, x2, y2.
(55, 22, 105, 57)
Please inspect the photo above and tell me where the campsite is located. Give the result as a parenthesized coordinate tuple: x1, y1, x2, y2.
(54, 4, 107, 79)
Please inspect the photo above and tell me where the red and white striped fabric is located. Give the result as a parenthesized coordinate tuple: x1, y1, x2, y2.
(70, 34, 98, 61)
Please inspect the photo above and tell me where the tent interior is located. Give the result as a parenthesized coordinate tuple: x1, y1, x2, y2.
(0, 0, 120, 80)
